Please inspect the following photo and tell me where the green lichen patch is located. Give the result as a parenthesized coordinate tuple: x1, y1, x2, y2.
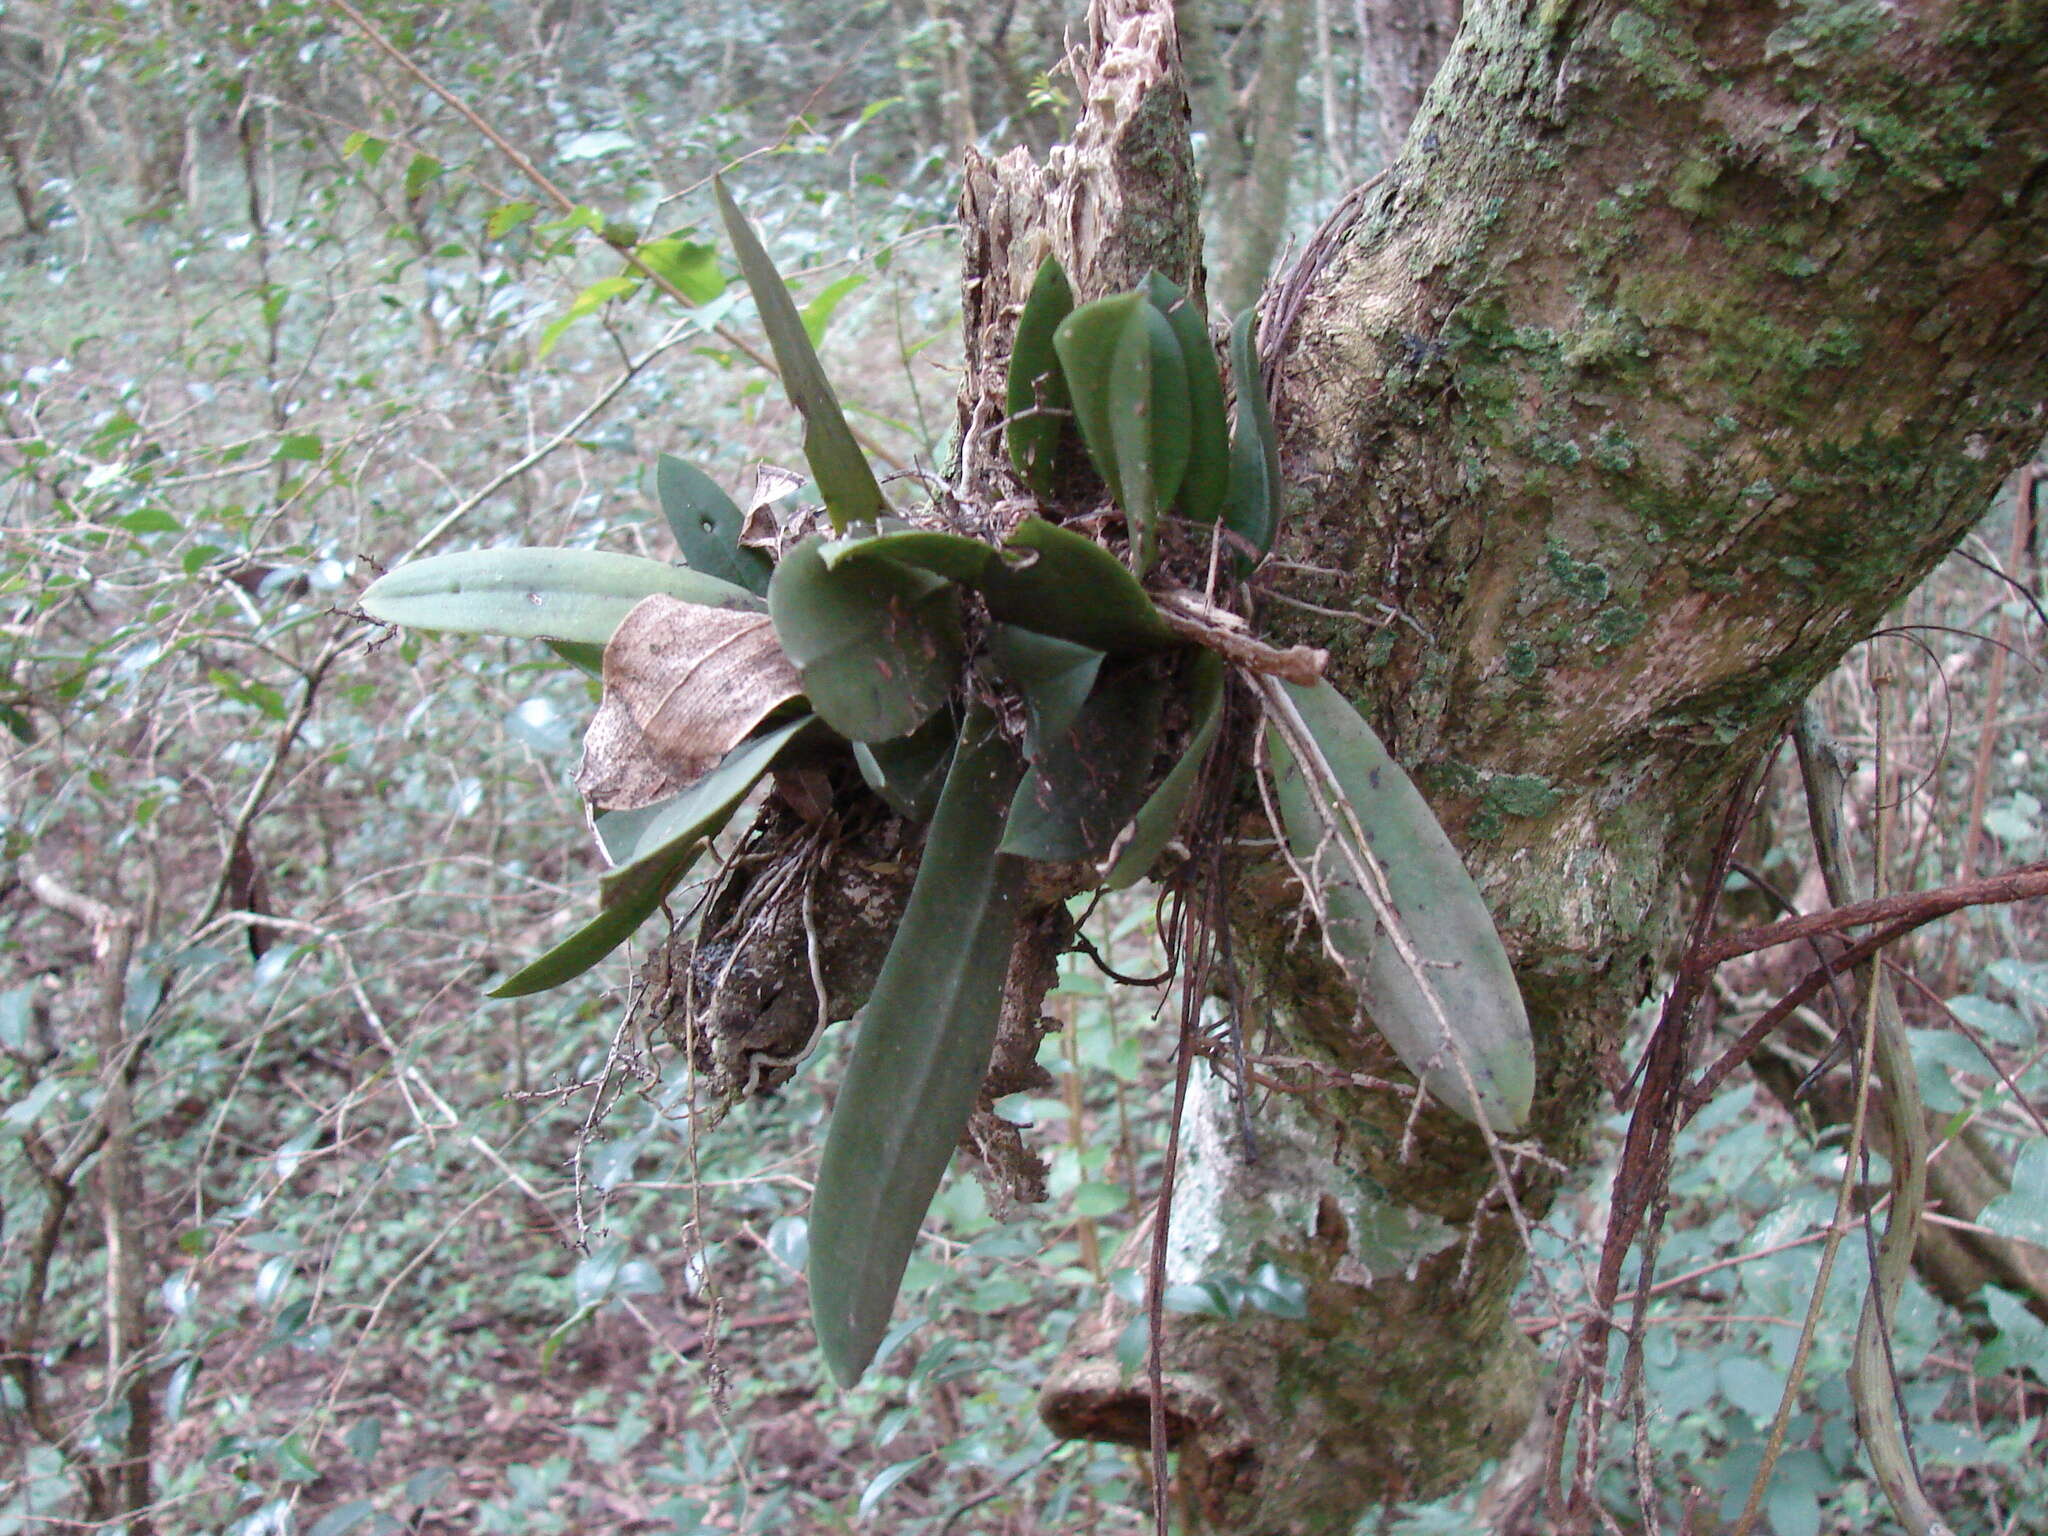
(1546, 539, 1612, 604)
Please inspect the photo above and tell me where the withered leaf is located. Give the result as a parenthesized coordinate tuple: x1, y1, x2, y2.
(576, 595, 803, 811)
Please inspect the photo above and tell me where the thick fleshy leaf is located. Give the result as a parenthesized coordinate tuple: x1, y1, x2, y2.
(767, 536, 961, 743)
(810, 710, 1023, 1385)
(491, 717, 812, 998)
(985, 624, 1102, 761)
(360, 548, 761, 647)
(1108, 297, 1191, 573)
(656, 454, 773, 595)
(819, 525, 996, 584)
(575, 597, 801, 810)
(715, 179, 884, 532)
(852, 707, 957, 821)
(1105, 650, 1225, 888)
(1266, 681, 1533, 1132)
(981, 518, 1176, 655)
(1000, 660, 1167, 860)
(546, 639, 607, 676)
(1223, 308, 1281, 563)
(1006, 256, 1075, 495)
(1051, 290, 1145, 507)
(1145, 273, 1230, 525)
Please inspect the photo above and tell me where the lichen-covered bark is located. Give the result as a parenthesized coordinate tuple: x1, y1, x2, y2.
(1028, 1, 2048, 1530)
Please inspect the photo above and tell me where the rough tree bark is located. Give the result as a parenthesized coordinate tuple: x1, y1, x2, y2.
(950, 1, 2048, 1531)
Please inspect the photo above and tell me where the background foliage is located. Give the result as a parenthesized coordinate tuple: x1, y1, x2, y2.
(1, 1, 2043, 1532)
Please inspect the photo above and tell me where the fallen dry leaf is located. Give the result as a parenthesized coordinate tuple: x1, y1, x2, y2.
(576, 595, 802, 811)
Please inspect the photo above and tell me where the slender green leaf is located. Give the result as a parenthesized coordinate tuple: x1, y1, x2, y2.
(1108, 297, 1191, 572)
(1052, 290, 1145, 507)
(715, 178, 884, 531)
(767, 537, 961, 743)
(1267, 682, 1533, 1131)
(656, 455, 773, 595)
(1007, 256, 1076, 495)
(981, 518, 1175, 654)
(1223, 307, 1281, 563)
(1145, 273, 1230, 525)
(1000, 660, 1166, 860)
(545, 639, 607, 676)
(1105, 649, 1225, 888)
(985, 624, 1102, 761)
(819, 525, 995, 584)
(852, 708, 957, 821)
(490, 718, 810, 998)
(801, 271, 867, 344)
(361, 547, 762, 647)
(809, 709, 1025, 1385)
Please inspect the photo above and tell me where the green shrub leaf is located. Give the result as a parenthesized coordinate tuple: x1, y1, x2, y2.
(809, 708, 1025, 1385)
(1006, 255, 1076, 496)
(767, 536, 961, 743)
(1052, 290, 1144, 507)
(360, 548, 763, 647)
(819, 525, 996, 584)
(1105, 649, 1225, 888)
(1266, 681, 1533, 1131)
(1106, 299, 1189, 573)
(715, 178, 884, 532)
(656, 454, 772, 595)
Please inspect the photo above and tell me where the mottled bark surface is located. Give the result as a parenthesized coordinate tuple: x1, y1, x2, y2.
(1012, 1, 2048, 1531)
(1357, 0, 1462, 164)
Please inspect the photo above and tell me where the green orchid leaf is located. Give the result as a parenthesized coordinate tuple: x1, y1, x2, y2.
(1223, 307, 1281, 563)
(981, 518, 1176, 655)
(656, 454, 773, 595)
(1267, 681, 1533, 1132)
(809, 707, 1025, 1385)
(1145, 273, 1230, 526)
(714, 178, 884, 532)
(819, 525, 996, 584)
(360, 547, 763, 647)
(1051, 290, 1144, 507)
(985, 624, 1103, 761)
(1000, 659, 1167, 861)
(1105, 650, 1225, 888)
(1106, 298, 1189, 574)
(546, 639, 607, 677)
(852, 707, 958, 821)
(491, 716, 813, 999)
(767, 536, 961, 743)
(1006, 255, 1076, 496)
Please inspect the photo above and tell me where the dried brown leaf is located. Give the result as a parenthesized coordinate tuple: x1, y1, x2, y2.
(575, 595, 802, 811)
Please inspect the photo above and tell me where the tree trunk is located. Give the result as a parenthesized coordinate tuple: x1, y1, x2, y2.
(1355, 0, 1460, 165)
(973, 0, 2048, 1530)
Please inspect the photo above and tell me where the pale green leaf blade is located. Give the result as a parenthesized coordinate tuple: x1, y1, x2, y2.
(1006, 256, 1076, 496)
(809, 709, 1025, 1385)
(656, 454, 773, 595)
(1267, 681, 1533, 1131)
(360, 548, 762, 647)
(767, 537, 961, 742)
(1105, 649, 1225, 888)
(981, 518, 1176, 655)
(715, 178, 884, 531)
(634, 238, 725, 304)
